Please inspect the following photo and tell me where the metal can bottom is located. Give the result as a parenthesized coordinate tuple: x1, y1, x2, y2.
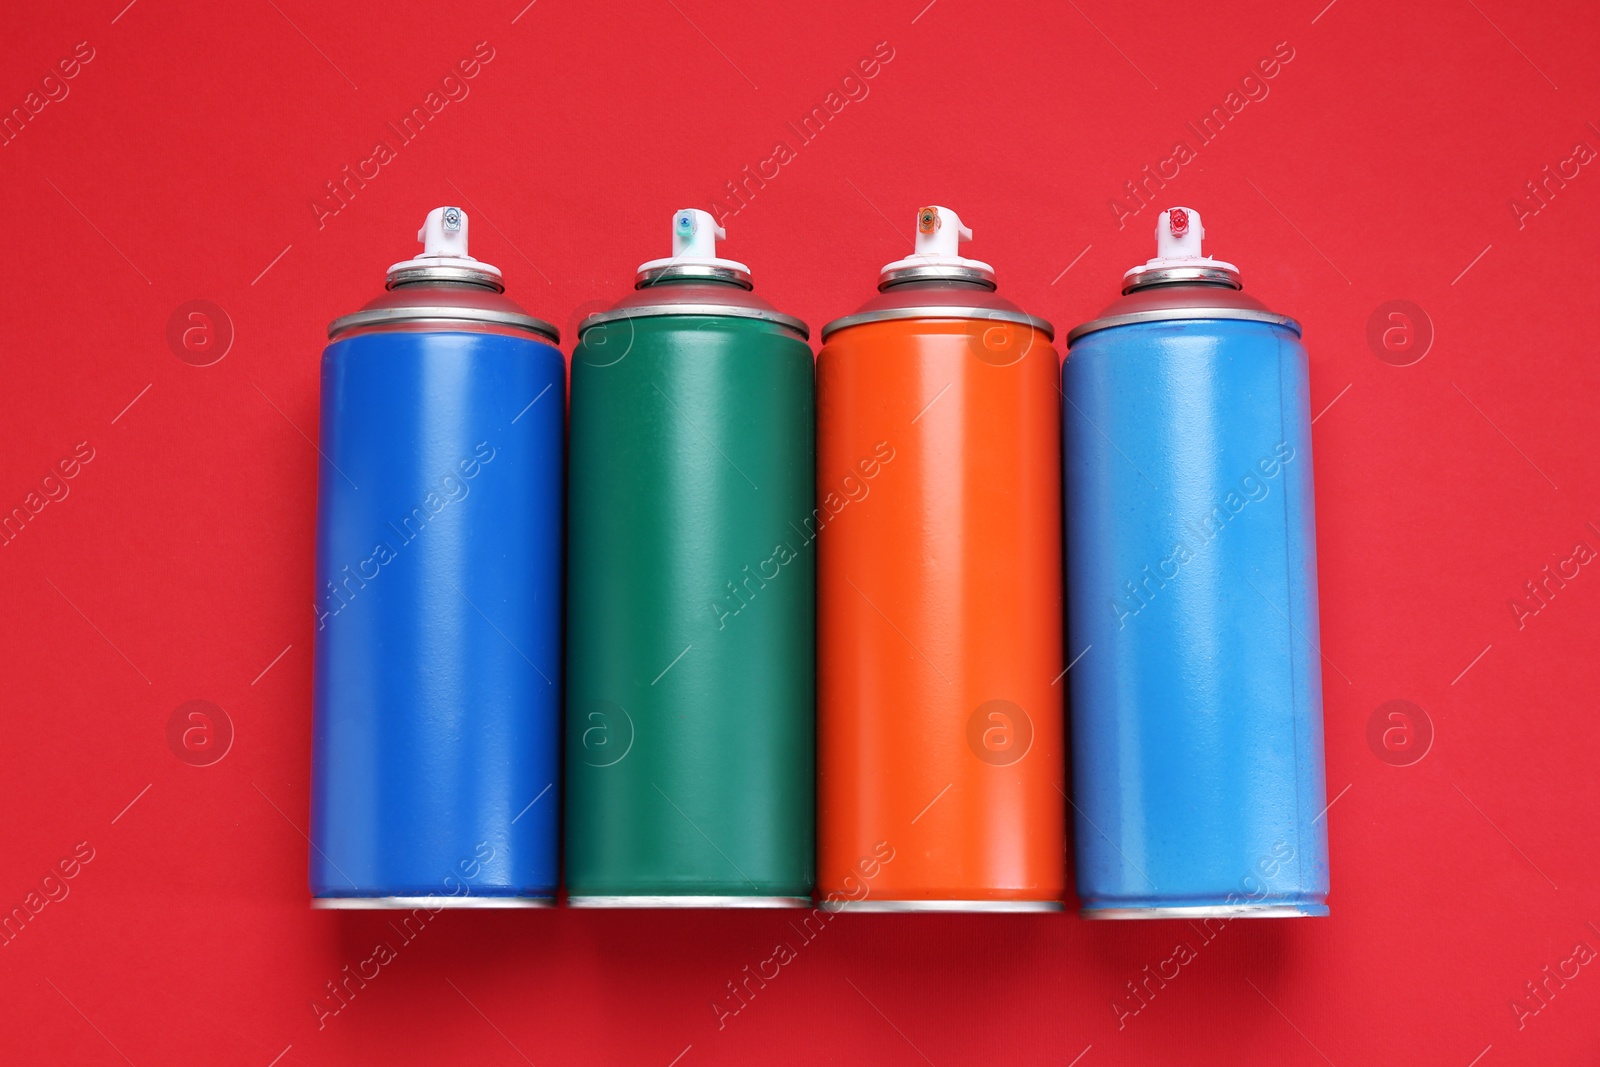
(566, 895, 812, 909)
(821, 899, 1064, 914)
(312, 895, 554, 910)
(1082, 903, 1328, 920)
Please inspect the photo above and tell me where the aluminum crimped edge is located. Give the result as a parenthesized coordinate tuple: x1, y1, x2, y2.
(578, 303, 809, 340)
(1081, 903, 1327, 920)
(328, 305, 561, 343)
(566, 895, 812, 909)
(1066, 306, 1301, 346)
(820, 306, 1055, 343)
(819, 899, 1064, 913)
(312, 895, 554, 909)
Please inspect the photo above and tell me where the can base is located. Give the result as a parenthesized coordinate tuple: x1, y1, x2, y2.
(1081, 903, 1328, 920)
(312, 895, 554, 910)
(566, 895, 812, 909)
(821, 899, 1064, 914)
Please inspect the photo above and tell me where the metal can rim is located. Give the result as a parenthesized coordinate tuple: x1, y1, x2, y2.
(578, 302, 810, 341)
(635, 263, 754, 289)
(565, 895, 812, 908)
(818, 899, 1065, 913)
(311, 895, 555, 909)
(384, 263, 505, 291)
(820, 305, 1055, 343)
(1081, 903, 1325, 919)
(1121, 264, 1241, 293)
(878, 263, 997, 289)
(328, 305, 561, 343)
(1066, 306, 1301, 346)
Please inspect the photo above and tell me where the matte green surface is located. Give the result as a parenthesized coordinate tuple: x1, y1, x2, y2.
(565, 313, 815, 897)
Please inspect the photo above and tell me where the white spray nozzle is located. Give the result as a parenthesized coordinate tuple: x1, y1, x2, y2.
(672, 208, 726, 259)
(420, 205, 470, 257)
(637, 207, 749, 282)
(1123, 206, 1237, 288)
(388, 205, 501, 282)
(880, 205, 994, 284)
(1155, 207, 1205, 260)
(915, 205, 973, 257)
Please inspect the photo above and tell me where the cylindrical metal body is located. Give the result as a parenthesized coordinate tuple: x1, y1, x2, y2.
(816, 274, 1065, 912)
(564, 260, 815, 906)
(1064, 259, 1330, 919)
(311, 255, 564, 907)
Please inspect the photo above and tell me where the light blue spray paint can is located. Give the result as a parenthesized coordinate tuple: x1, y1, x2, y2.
(1063, 207, 1329, 919)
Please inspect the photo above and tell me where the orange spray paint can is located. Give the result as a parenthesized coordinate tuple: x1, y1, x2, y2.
(815, 206, 1064, 911)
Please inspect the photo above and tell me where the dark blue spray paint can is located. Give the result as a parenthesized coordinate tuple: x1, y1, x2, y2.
(310, 207, 563, 907)
(1064, 207, 1329, 919)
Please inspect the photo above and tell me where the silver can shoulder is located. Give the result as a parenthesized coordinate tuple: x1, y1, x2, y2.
(328, 282, 560, 343)
(820, 280, 1055, 343)
(578, 278, 808, 340)
(1067, 283, 1300, 346)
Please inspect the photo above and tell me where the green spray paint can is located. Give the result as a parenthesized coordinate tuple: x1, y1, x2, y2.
(566, 209, 815, 907)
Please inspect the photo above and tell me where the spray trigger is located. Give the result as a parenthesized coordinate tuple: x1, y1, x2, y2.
(635, 208, 749, 283)
(388, 205, 503, 284)
(879, 205, 993, 286)
(1120, 206, 1240, 290)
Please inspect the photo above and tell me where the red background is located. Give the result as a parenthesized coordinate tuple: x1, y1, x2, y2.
(2, 0, 1597, 1063)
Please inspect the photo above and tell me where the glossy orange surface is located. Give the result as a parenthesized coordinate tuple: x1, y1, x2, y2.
(815, 318, 1064, 902)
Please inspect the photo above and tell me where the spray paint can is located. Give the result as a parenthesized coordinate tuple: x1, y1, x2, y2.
(310, 207, 563, 907)
(565, 209, 814, 906)
(815, 206, 1064, 911)
(1064, 206, 1329, 918)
